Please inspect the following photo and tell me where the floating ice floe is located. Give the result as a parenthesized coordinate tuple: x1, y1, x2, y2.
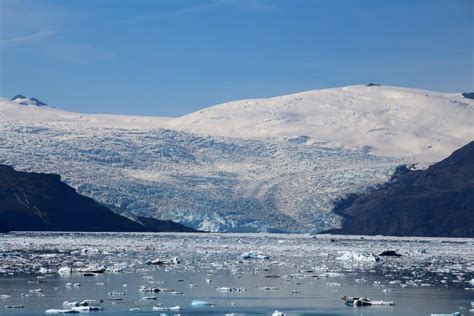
(139, 286, 161, 293)
(337, 251, 380, 262)
(79, 248, 100, 256)
(29, 288, 44, 293)
(4, 305, 24, 309)
(45, 309, 78, 314)
(273, 310, 287, 316)
(78, 265, 106, 274)
(241, 251, 270, 260)
(342, 296, 395, 307)
(217, 287, 246, 292)
(65, 282, 80, 288)
(58, 267, 72, 275)
(430, 313, 461, 316)
(63, 300, 103, 308)
(146, 257, 180, 265)
(191, 299, 215, 307)
(39, 267, 56, 274)
(152, 305, 181, 311)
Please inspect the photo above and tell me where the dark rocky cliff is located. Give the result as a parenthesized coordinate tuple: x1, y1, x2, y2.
(0, 164, 197, 233)
(326, 141, 474, 237)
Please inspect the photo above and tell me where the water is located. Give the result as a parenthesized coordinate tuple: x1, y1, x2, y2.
(1, 232, 473, 315)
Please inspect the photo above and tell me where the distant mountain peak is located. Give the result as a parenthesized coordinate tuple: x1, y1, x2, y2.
(11, 95, 48, 107)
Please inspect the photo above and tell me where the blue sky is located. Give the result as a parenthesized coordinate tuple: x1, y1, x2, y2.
(1, 0, 472, 116)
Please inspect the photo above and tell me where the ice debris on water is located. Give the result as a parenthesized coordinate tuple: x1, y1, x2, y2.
(342, 296, 395, 307)
(337, 251, 380, 262)
(217, 287, 246, 292)
(45, 309, 78, 314)
(241, 251, 270, 260)
(57, 267, 72, 275)
(65, 282, 80, 288)
(146, 257, 180, 265)
(430, 313, 461, 316)
(273, 310, 287, 316)
(191, 299, 215, 307)
(152, 305, 181, 311)
(4, 305, 24, 309)
(1, 232, 473, 314)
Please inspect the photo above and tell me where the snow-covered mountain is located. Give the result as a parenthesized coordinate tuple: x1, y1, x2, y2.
(0, 85, 472, 232)
(170, 85, 473, 160)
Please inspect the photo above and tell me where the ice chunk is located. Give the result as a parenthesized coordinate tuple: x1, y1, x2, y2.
(4, 305, 24, 309)
(78, 265, 106, 274)
(217, 287, 246, 292)
(191, 299, 215, 307)
(241, 251, 270, 260)
(58, 267, 72, 275)
(273, 311, 287, 316)
(39, 267, 56, 274)
(146, 257, 180, 265)
(45, 309, 78, 314)
(71, 306, 103, 312)
(337, 251, 380, 262)
(152, 305, 181, 311)
(62, 302, 79, 308)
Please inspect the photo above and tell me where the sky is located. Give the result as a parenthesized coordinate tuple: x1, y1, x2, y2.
(0, 0, 473, 116)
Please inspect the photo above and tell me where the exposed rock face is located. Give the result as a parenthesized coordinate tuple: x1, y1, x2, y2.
(0, 164, 197, 232)
(0, 222, 8, 233)
(11, 95, 48, 106)
(327, 141, 474, 237)
(462, 92, 474, 100)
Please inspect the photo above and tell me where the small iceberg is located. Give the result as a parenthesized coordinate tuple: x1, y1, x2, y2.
(152, 305, 181, 311)
(191, 299, 215, 307)
(217, 287, 246, 292)
(342, 296, 395, 307)
(241, 251, 270, 260)
(45, 309, 78, 314)
(337, 251, 380, 262)
(146, 257, 180, 265)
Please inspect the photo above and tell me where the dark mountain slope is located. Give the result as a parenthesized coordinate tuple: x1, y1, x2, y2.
(326, 141, 474, 237)
(0, 164, 197, 232)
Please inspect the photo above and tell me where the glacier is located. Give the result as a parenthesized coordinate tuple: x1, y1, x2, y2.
(1, 85, 473, 232)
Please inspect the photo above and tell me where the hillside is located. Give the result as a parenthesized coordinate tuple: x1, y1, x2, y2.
(327, 141, 474, 237)
(0, 164, 196, 233)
